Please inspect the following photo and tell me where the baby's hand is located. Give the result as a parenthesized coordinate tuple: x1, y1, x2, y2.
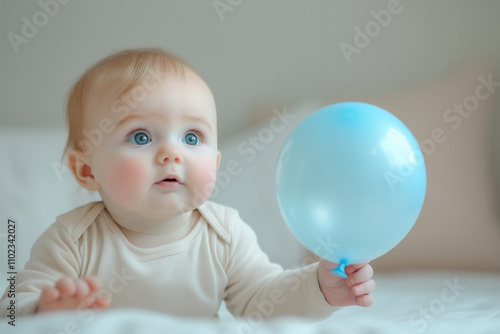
(317, 260, 375, 307)
(37, 276, 110, 313)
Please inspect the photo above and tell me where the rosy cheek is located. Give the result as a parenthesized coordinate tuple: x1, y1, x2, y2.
(106, 160, 147, 204)
(189, 157, 218, 206)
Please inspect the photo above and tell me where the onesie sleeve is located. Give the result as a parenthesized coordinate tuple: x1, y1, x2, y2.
(0, 221, 82, 317)
(223, 210, 340, 319)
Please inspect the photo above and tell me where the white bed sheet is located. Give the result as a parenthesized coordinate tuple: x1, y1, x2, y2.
(2, 270, 499, 333)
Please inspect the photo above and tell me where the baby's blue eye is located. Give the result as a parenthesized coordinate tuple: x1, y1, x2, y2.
(183, 132, 199, 146)
(128, 132, 151, 145)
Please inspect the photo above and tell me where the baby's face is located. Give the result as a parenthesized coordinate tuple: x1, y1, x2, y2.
(85, 68, 220, 220)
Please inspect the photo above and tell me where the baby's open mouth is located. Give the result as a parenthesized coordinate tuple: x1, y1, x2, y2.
(156, 176, 182, 188)
(163, 178, 178, 182)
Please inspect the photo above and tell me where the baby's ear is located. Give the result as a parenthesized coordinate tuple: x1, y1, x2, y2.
(216, 150, 221, 171)
(67, 149, 100, 191)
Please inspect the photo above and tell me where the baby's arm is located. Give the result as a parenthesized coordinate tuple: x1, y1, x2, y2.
(37, 276, 110, 313)
(0, 221, 108, 316)
(223, 211, 341, 319)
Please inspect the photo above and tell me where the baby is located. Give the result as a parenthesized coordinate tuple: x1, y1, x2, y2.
(0, 48, 375, 319)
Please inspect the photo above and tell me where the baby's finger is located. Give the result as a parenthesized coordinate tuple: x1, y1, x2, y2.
(83, 276, 102, 293)
(345, 262, 370, 275)
(40, 286, 59, 304)
(356, 294, 374, 307)
(55, 277, 76, 298)
(74, 279, 91, 299)
(351, 279, 376, 296)
(93, 296, 111, 310)
(347, 264, 373, 287)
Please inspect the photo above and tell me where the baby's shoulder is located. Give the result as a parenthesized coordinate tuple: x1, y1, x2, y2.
(198, 201, 245, 245)
(54, 201, 106, 242)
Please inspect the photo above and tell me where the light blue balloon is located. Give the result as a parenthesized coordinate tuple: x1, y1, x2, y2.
(275, 102, 427, 278)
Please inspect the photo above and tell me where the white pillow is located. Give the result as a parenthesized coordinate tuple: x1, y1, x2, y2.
(0, 127, 98, 293)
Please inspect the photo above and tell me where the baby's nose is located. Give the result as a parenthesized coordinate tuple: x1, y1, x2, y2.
(157, 143, 182, 164)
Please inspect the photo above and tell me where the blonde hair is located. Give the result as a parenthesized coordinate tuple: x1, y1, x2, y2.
(63, 48, 190, 157)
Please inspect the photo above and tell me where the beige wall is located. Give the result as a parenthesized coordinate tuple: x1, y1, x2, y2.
(1, 1, 499, 140)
